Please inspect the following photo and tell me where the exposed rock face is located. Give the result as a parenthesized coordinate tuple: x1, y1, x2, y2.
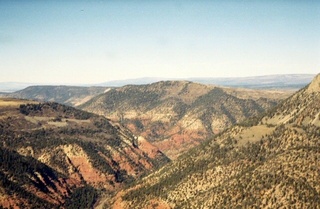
(80, 81, 290, 159)
(106, 74, 320, 209)
(0, 99, 169, 208)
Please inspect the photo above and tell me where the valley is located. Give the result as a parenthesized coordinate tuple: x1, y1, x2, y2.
(1, 80, 293, 160)
(103, 74, 320, 208)
(0, 98, 169, 208)
(2, 0, 318, 208)
(0, 74, 318, 208)
(80, 80, 292, 159)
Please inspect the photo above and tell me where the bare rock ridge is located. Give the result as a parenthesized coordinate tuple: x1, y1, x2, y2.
(105, 74, 320, 208)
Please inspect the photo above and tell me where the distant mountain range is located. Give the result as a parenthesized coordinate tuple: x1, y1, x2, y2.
(0, 82, 37, 93)
(3, 85, 108, 107)
(98, 74, 315, 89)
(0, 74, 315, 92)
(190, 74, 316, 89)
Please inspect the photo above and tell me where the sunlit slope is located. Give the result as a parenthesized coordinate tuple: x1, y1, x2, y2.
(109, 74, 320, 208)
(80, 81, 290, 159)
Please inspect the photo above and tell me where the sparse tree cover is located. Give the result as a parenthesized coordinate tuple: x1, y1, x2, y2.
(80, 81, 281, 159)
(7, 86, 106, 106)
(0, 147, 63, 208)
(1, 76, 318, 208)
(19, 102, 94, 119)
(107, 75, 320, 208)
(0, 100, 169, 208)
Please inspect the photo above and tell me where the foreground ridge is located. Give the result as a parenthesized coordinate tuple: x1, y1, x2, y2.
(0, 99, 169, 208)
(107, 74, 320, 208)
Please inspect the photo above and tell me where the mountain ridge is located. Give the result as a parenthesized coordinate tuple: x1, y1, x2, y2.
(0, 74, 314, 92)
(80, 80, 291, 159)
(98, 74, 315, 89)
(104, 73, 320, 208)
(0, 98, 169, 208)
(1, 85, 108, 107)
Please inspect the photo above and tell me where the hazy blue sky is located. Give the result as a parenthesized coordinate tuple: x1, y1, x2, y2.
(0, 1, 319, 84)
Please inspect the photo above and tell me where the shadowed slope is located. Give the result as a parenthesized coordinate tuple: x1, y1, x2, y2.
(0, 98, 169, 208)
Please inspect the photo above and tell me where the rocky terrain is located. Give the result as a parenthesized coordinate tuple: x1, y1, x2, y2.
(80, 81, 291, 159)
(0, 98, 169, 208)
(104, 74, 320, 208)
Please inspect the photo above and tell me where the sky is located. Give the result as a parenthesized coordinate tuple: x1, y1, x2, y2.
(0, 1, 319, 84)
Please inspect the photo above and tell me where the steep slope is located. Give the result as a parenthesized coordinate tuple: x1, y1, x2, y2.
(0, 147, 77, 208)
(0, 98, 169, 208)
(80, 81, 290, 159)
(107, 74, 320, 208)
(6, 85, 107, 106)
